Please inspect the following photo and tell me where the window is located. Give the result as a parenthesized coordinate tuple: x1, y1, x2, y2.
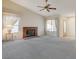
(46, 20, 56, 32)
(3, 12, 20, 33)
(11, 20, 19, 33)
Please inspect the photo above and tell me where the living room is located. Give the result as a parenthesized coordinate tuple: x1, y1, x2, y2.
(2, 0, 76, 59)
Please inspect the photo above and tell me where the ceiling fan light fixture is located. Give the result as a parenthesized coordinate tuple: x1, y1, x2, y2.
(37, 0, 56, 12)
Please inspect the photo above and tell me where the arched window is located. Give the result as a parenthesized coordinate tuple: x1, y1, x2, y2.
(3, 12, 20, 33)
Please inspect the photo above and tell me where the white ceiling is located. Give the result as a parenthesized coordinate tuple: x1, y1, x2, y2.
(10, 0, 75, 16)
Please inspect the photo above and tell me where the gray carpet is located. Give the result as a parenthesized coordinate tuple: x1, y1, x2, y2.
(2, 36, 76, 59)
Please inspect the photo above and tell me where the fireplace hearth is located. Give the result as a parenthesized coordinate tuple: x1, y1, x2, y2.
(23, 27, 37, 38)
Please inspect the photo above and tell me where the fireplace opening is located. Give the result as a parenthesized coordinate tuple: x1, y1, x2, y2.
(23, 27, 37, 38)
(26, 29, 35, 37)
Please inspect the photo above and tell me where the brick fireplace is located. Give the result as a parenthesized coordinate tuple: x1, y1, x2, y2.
(23, 27, 37, 38)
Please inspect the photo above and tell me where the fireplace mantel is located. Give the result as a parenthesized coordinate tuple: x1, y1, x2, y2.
(23, 27, 37, 38)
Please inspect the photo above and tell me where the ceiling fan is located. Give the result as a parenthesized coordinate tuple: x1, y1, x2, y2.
(37, 0, 56, 12)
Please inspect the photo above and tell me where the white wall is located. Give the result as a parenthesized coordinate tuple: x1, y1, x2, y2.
(19, 11, 45, 39)
(59, 16, 66, 38)
(66, 17, 75, 38)
(3, 0, 45, 40)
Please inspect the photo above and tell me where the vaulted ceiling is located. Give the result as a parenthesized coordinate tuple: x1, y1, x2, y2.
(10, 0, 75, 16)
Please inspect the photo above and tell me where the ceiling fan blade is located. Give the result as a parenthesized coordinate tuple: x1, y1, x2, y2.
(47, 9, 50, 12)
(37, 6, 44, 8)
(49, 8, 56, 10)
(40, 8, 45, 11)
